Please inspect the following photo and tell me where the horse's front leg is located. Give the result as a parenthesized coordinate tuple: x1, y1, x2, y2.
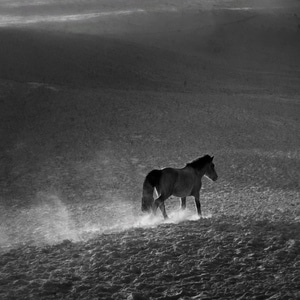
(194, 193, 202, 217)
(154, 196, 168, 219)
(181, 197, 186, 210)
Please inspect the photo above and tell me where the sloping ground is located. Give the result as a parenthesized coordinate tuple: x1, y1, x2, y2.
(1, 83, 299, 202)
(0, 81, 299, 299)
(0, 214, 300, 299)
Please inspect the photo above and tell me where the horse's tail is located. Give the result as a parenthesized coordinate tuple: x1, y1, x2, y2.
(141, 169, 162, 213)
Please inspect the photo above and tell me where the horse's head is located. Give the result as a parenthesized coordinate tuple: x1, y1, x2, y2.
(205, 156, 218, 181)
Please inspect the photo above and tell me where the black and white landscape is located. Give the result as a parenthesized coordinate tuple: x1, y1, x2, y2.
(0, 0, 300, 299)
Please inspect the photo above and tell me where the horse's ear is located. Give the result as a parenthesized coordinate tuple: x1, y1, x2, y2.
(211, 156, 214, 161)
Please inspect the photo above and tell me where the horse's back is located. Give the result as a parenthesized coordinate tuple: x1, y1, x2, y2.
(161, 167, 180, 181)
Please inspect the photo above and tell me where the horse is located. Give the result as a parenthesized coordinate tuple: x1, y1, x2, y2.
(141, 155, 218, 219)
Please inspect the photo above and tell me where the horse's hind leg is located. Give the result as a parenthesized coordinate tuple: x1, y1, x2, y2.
(154, 196, 168, 219)
(181, 197, 186, 210)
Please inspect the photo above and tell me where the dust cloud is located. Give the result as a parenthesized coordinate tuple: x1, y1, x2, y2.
(0, 193, 79, 251)
(0, 189, 208, 252)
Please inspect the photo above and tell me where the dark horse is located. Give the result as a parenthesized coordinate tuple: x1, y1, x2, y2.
(141, 155, 218, 219)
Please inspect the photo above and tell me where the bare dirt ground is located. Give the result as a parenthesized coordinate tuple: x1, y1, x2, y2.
(0, 0, 300, 299)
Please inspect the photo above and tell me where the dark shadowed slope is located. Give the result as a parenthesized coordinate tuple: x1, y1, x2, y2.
(0, 6, 300, 92)
(0, 28, 190, 90)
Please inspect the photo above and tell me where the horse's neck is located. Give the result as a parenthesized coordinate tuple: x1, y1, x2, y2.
(193, 167, 206, 179)
(186, 165, 206, 179)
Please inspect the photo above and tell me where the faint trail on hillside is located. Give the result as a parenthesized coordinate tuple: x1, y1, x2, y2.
(0, 9, 147, 27)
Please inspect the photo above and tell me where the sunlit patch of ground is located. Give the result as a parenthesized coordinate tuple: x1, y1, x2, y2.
(0, 9, 148, 27)
(1, 0, 298, 28)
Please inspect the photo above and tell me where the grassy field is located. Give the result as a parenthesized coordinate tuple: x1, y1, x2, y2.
(0, 0, 300, 299)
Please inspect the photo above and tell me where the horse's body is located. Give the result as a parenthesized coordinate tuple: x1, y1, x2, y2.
(141, 155, 218, 219)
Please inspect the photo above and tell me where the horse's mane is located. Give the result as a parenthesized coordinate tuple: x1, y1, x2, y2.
(186, 155, 212, 170)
